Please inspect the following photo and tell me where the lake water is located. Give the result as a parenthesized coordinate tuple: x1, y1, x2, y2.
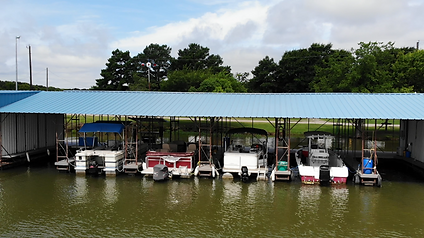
(0, 160, 423, 238)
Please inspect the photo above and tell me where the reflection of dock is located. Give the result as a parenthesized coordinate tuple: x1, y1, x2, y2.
(0, 157, 26, 169)
(1, 149, 52, 169)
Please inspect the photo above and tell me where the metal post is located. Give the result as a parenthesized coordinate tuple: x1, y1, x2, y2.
(0, 115, 2, 168)
(28, 45, 33, 90)
(148, 69, 150, 91)
(46, 68, 49, 91)
(275, 118, 278, 168)
(15, 36, 20, 90)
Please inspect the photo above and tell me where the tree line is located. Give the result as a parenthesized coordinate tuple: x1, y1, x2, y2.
(93, 41, 423, 93)
(249, 42, 421, 93)
(0, 80, 63, 91)
(92, 43, 243, 92)
(3, 41, 419, 92)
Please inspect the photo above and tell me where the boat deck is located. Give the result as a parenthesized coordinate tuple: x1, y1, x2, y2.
(195, 163, 218, 178)
(274, 170, 291, 181)
(141, 167, 154, 175)
(123, 162, 143, 173)
(55, 158, 75, 166)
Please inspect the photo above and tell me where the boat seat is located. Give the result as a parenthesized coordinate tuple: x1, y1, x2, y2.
(187, 144, 196, 153)
(169, 144, 178, 152)
(159, 143, 170, 152)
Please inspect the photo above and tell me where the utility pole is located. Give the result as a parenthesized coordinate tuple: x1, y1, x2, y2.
(27, 45, 33, 90)
(15, 36, 20, 91)
(46, 68, 49, 91)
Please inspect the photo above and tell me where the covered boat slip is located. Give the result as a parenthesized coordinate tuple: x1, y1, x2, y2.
(142, 151, 195, 178)
(222, 127, 269, 181)
(2, 91, 424, 185)
(294, 131, 348, 184)
(58, 121, 131, 175)
(0, 112, 63, 169)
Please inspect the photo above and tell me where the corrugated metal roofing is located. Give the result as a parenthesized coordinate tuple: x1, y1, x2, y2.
(0, 91, 39, 108)
(1, 91, 424, 119)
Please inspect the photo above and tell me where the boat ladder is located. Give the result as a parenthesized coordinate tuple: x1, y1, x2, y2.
(257, 165, 267, 181)
(55, 132, 75, 172)
(274, 118, 292, 181)
(123, 158, 141, 174)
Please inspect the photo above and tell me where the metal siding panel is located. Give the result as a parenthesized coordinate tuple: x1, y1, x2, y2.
(2, 114, 16, 155)
(16, 114, 26, 153)
(45, 114, 63, 147)
(38, 114, 47, 148)
(25, 114, 38, 151)
(54, 114, 64, 146)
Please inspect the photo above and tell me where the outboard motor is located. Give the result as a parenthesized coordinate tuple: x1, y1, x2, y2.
(319, 165, 331, 185)
(88, 160, 99, 175)
(241, 166, 249, 182)
(153, 164, 169, 181)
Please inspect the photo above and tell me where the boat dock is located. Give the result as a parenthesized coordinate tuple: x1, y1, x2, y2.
(1, 91, 424, 186)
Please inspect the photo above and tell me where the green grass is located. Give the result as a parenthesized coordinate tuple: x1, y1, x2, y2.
(63, 115, 400, 141)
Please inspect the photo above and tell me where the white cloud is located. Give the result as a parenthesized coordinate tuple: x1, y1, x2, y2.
(112, 1, 271, 75)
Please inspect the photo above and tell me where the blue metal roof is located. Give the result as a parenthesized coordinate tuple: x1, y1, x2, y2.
(0, 91, 39, 108)
(1, 91, 424, 119)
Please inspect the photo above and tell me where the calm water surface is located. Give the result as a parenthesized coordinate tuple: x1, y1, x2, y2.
(0, 162, 423, 238)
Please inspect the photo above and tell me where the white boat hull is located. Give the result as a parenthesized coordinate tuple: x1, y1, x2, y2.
(75, 149, 125, 175)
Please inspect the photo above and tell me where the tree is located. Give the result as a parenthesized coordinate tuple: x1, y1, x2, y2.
(275, 43, 335, 92)
(161, 68, 210, 92)
(93, 49, 133, 90)
(248, 56, 278, 93)
(312, 49, 355, 92)
(347, 42, 395, 92)
(314, 42, 419, 93)
(393, 49, 424, 92)
(194, 71, 247, 93)
(132, 44, 172, 91)
(170, 43, 231, 73)
(161, 69, 246, 92)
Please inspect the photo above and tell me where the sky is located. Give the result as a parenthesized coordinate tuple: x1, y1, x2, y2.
(1, 0, 423, 89)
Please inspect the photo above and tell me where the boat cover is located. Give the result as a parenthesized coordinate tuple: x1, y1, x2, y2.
(226, 127, 268, 136)
(79, 123, 125, 133)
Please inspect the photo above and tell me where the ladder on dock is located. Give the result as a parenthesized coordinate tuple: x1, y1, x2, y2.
(193, 117, 220, 178)
(274, 118, 291, 181)
(354, 128, 382, 187)
(123, 123, 142, 174)
(55, 132, 75, 172)
(257, 163, 268, 181)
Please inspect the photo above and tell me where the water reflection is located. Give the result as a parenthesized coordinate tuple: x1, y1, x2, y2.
(167, 180, 195, 209)
(103, 177, 117, 205)
(297, 185, 322, 222)
(0, 183, 3, 218)
(330, 185, 349, 220)
(0, 166, 423, 237)
(359, 187, 379, 222)
(73, 175, 88, 204)
(222, 180, 242, 205)
(141, 175, 154, 189)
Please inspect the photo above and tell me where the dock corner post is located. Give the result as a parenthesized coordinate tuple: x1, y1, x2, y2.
(0, 116, 2, 168)
(275, 118, 278, 168)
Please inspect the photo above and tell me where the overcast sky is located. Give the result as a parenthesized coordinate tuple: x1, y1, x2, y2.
(1, 0, 423, 89)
